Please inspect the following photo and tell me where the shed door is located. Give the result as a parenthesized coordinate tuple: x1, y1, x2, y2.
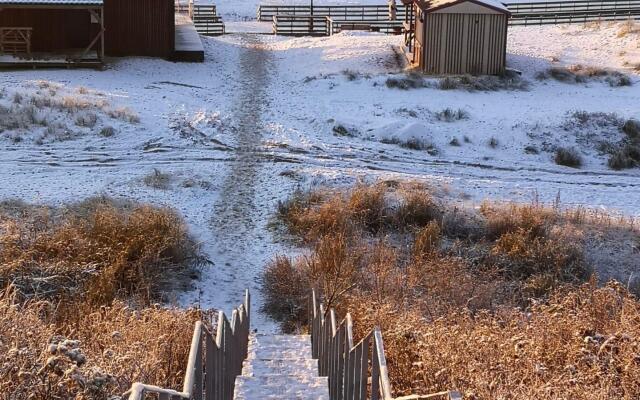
(424, 13, 506, 75)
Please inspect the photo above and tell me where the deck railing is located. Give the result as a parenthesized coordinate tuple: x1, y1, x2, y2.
(125, 290, 250, 400)
(310, 290, 462, 400)
(259, 1, 640, 26)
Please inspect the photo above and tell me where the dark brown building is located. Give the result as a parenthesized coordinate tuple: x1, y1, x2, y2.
(403, 0, 510, 75)
(0, 0, 175, 64)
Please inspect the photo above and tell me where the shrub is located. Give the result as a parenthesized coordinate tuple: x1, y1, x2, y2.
(0, 197, 203, 305)
(332, 124, 357, 137)
(436, 108, 469, 122)
(488, 137, 499, 148)
(99, 126, 116, 137)
(608, 143, 640, 170)
(622, 119, 640, 139)
(261, 256, 310, 332)
(385, 75, 426, 90)
(0, 292, 207, 398)
(449, 137, 461, 146)
(554, 147, 582, 168)
(75, 111, 98, 128)
(143, 169, 172, 189)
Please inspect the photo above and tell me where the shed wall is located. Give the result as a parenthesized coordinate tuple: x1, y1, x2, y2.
(422, 12, 507, 75)
(0, 9, 96, 52)
(104, 0, 174, 57)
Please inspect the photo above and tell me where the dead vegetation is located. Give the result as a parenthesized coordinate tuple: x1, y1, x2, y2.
(536, 65, 633, 87)
(0, 82, 139, 144)
(264, 182, 640, 398)
(0, 197, 207, 399)
(0, 291, 209, 399)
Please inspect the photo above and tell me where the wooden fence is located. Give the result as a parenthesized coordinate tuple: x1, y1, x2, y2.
(310, 290, 462, 400)
(273, 15, 332, 35)
(125, 290, 250, 400)
(0, 27, 32, 55)
(259, 1, 640, 26)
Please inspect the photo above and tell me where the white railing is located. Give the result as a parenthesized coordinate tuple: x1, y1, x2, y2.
(310, 290, 462, 400)
(125, 290, 250, 400)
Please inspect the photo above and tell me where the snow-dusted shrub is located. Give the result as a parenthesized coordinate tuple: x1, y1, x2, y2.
(622, 119, 640, 139)
(435, 108, 469, 122)
(449, 137, 461, 146)
(265, 182, 640, 397)
(143, 168, 173, 190)
(608, 143, 640, 170)
(0, 292, 207, 399)
(537, 66, 632, 86)
(438, 73, 528, 92)
(554, 146, 583, 168)
(488, 136, 499, 148)
(75, 111, 98, 128)
(385, 75, 426, 90)
(99, 126, 116, 137)
(381, 136, 438, 154)
(107, 106, 140, 123)
(332, 124, 358, 137)
(0, 197, 203, 304)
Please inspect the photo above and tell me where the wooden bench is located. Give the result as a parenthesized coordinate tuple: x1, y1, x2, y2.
(0, 27, 33, 55)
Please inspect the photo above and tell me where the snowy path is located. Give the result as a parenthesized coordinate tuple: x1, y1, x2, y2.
(0, 24, 639, 333)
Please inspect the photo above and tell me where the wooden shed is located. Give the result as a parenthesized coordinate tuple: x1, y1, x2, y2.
(402, 0, 510, 75)
(0, 0, 175, 66)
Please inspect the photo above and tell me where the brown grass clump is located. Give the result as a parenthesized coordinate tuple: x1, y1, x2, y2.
(0, 288, 208, 399)
(264, 182, 640, 398)
(0, 197, 203, 306)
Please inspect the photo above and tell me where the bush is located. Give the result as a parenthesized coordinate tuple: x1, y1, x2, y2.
(143, 168, 172, 189)
(385, 75, 426, 90)
(436, 108, 469, 122)
(608, 143, 640, 170)
(554, 147, 582, 168)
(0, 292, 207, 399)
(0, 197, 202, 305)
(265, 183, 640, 398)
(622, 119, 640, 139)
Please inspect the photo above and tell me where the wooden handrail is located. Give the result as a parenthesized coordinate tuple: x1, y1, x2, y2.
(310, 289, 461, 400)
(124, 290, 250, 400)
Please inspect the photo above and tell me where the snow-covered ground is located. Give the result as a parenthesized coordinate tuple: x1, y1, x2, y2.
(0, 21, 639, 331)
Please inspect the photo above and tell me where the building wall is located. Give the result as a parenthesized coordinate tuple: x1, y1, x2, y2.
(0, 9, 96, 52)
(104, 0, 175, 57)
(422, 10, 507, 75)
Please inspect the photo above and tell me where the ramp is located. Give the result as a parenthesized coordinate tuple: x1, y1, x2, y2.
(174, 14, 205, 62)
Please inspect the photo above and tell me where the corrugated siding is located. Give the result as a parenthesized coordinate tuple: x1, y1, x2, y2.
(104, 0, 174, 57)
(0, 9, 95, 52)
(423, 12, 507, 75)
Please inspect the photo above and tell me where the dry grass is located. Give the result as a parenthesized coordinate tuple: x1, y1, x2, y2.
(264, 182, 640, 398)
(0, 289, 209, 399)
(0, 198, 208, 399)
(0, 197, 203, 306)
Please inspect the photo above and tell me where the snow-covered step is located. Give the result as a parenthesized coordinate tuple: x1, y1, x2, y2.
(241, 357, 318, 377)
(233, 333, 329, 400)
(234, 375, 329, 400)
(251, 334, 313, 359)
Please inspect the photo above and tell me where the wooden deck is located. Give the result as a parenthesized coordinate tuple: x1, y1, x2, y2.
(0, 51, 103, 69)
(173, 14, 205, 62)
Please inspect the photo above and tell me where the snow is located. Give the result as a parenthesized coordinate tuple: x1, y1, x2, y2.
(235, 334, 328, 399)
(0, 21, 639, 332)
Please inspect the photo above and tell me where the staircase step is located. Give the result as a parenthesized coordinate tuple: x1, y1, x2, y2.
(242, 357, 319, 377)
(250, 334, 313, 359)
(234, 375, 329, 400)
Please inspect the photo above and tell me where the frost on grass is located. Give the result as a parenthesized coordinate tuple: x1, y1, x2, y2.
(0, 197, 204, 303)
(0, 81, 140, 144)
(143, 169, 173, 190)
(381, 136, 439, 155)
(264, 182, 640, 398)
(0, 198, 209, 398)
(536, 65, 633, 87)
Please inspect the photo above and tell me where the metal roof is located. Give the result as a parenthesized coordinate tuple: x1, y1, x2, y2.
(417, 0, 510, 13)
(0, 0, 103, 5)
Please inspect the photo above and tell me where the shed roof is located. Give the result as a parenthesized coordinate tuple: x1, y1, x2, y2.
(416, 0, 510, 14)
(0, 0, 102, 6)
